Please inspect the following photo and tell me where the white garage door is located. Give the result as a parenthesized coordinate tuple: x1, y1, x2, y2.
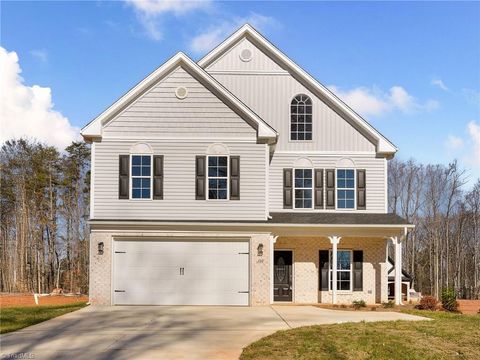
(113, 240, 249, 306)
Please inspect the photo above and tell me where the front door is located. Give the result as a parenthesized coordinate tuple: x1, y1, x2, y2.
(274, 250, 293, 302)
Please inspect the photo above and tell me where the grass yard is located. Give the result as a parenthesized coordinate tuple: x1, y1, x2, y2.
(240, 310, 480, 360)
(0, 302, 87, 334)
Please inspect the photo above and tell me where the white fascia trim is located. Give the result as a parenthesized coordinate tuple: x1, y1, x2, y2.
(199, 24, 397, 155)
(89, 220, 415, 229)
(81, 52, 278, 142)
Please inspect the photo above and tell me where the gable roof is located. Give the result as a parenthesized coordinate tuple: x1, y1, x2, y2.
(198, 24, 397, 156)
(81, 52, 278, 143)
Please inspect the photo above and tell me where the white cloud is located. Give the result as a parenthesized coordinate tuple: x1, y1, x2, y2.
(189, 13, 279, 54)
(328, 85, 439, 117)
(431, 78, 448, 91)
(125, 0, 211, 41)
(445, 135, 464, 150)
(467, 120, 480, 166)
(30, 49, 48, 62)
(0, 46, 78, 149)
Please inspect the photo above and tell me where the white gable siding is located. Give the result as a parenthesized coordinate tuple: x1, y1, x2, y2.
(103, 66, 256, 140)
(210, 73, 375, 152)
(93, 139, 267, 220)
(205, 38, 376, 152)
(207, 38, 286, 73)
(269, 153, 387, 213)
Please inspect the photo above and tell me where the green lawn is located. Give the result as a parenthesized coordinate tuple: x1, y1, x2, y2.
(0, 302, 88, 334)
(240, 311, 480, 360)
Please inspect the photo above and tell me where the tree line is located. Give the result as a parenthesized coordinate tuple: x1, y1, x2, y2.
(389, 158, 480, 300)
(0, 138, 479, 299)
(0, 139, 90, 294)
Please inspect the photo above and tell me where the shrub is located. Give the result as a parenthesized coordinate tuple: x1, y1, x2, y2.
(382, 300, 395, 308)
(417, 295, 438, 310)
(441, 288, 458, 312)
(370, 306, 377, 311)
(340, 304, 347, 309)
(352, 300, 367, 310)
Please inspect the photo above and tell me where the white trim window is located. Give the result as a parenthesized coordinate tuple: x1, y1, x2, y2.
(329, 250, 352, 291)
(207, 156, 229, 200)
(337, 169, 355, 209)
(130, 155, 153, 199)
(293, 169, 313, 209)
(290, 94, 312, 141)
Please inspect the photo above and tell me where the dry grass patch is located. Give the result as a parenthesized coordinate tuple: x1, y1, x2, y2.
(240, 310, 480, 360)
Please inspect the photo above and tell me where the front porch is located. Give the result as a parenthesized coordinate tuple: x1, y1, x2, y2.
(266, 212, 413, 306)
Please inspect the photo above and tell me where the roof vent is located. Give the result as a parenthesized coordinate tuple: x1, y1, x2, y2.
(175, 86, 188, 99)
(239, 48, 253, 62)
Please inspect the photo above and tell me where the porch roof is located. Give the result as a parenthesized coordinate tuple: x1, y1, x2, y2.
(267, 213, 411, 226)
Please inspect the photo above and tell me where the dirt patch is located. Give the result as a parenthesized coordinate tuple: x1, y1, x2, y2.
(0, 293, 88, 308)
(457, 300, 480, 315)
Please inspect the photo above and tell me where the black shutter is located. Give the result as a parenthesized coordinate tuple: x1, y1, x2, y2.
(230, 156, 240, 200)
(326, 169, 335, 209)
(195, 156, 206, 200)
(353, 250, 363, 291)
(118, 155, 129, 199)
(314, 169, 324, 209)
(283, 168, 293, 209)
(319, 250, 329, 291)
(357, 169, 366, 210)
(153, 155, 164, 200)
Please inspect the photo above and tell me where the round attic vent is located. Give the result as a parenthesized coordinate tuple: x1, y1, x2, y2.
(239, 48, 253, 62)
(175, 86, 188, 99)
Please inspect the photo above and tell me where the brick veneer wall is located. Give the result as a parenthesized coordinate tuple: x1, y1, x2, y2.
(88, 231, 272, 306)
(275, 236, 388, 305)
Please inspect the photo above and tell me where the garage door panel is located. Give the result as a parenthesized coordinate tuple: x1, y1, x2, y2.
(113, 240, 250, 306)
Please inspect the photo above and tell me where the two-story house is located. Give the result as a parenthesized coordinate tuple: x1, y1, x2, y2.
(81, 25, 412, 307)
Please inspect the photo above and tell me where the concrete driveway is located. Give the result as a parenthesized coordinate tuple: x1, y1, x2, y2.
(0, 305, 427, 360)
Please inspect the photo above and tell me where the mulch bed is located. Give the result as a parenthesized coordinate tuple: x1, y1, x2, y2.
(0, 293, 88, 308)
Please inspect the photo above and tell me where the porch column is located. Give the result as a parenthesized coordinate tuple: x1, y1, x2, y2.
(329, 236, 341, 304)
(269, 235, 278, 304)
(391, 236, 403, 305)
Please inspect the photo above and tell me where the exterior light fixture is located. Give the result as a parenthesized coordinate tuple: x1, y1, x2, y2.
(98, 242, 104, 255)
(257, 243, 264, 256)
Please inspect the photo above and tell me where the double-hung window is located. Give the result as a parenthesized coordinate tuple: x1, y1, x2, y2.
(329, 250, 352, 291)
(294, 169, 313, 209)
(337, 169, 355, 209)
(207, 156, 228, 200)
(131, 155, 152, 199)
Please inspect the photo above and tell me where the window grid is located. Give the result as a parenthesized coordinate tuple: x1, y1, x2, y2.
(294, 168, 313, 209)
(207, 156, 228, 200)
(131, 155, 152, 199)
(337, 169, 355, 209)
(329, 250, 352, 291)
(290, 94, 313, 141)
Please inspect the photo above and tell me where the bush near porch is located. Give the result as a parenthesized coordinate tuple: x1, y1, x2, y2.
(240, 310, 480, 360)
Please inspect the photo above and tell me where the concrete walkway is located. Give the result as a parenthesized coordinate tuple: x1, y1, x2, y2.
(0, 305, 427, 360)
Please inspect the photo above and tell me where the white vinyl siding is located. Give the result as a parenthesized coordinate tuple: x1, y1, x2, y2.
(205, 38, 376, 153)
(93, 140, 266, 220)
(103, 66, 256, 140)
(270, 153, 387, 213)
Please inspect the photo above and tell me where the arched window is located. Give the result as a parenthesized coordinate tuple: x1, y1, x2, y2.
(290, 94, 312, 141)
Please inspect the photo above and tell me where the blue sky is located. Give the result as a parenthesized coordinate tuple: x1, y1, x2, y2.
(1, 1, 479, 182)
